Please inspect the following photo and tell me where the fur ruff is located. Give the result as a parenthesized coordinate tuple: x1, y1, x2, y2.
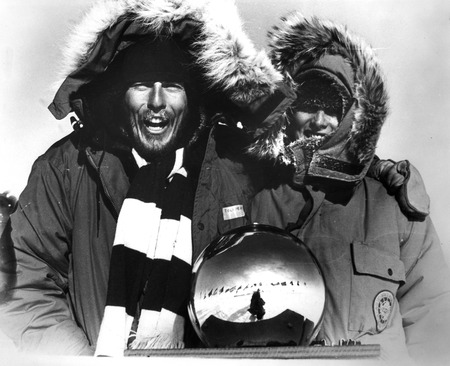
(58, 0, 281, 105)
(251, 13, 389, 165)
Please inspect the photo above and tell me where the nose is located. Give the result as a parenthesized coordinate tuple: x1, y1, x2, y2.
(147, 82, 166, 112)
(310, 110, 328, 130)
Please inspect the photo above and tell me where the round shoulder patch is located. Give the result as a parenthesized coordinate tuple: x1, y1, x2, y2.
(373, 290, 394, 332)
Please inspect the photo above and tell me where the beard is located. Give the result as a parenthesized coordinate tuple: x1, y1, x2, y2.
(132, 110, 193, 161)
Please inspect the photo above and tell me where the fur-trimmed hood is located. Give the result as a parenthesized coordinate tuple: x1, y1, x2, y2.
(250, 13, 389, 184)
(48, 0, 283, 121)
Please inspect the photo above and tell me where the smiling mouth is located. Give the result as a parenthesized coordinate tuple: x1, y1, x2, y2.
(303, 130, 322, 138)
(143, 115, 170, 134)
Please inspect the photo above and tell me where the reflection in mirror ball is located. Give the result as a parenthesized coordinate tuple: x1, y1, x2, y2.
(188, 224, 326, 348)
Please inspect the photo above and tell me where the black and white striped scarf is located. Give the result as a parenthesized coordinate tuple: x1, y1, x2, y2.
(95, 148, 194, 357)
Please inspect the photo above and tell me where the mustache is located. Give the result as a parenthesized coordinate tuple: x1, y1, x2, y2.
(142, 109, 170, 121)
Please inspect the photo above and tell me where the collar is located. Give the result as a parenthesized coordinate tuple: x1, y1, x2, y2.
(132, 148, 186, 180)
(132, 149, 148, 168)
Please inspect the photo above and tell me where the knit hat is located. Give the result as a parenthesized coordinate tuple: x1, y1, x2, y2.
(293, 70, 352, 122)
(121, 38, 194, 85)
(90, 37, 196, 92)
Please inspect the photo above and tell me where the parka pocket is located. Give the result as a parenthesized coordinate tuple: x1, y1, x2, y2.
(348, 241, 405, 334)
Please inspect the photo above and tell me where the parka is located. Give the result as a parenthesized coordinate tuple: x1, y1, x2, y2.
(249, 13, 450, 364)
(0, 121, 258, 354)
(251, 175, 450, 363)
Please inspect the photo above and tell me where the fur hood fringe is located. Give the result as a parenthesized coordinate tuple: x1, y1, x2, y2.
(49, 0, 283, 120)
(249, 13, 389, 171)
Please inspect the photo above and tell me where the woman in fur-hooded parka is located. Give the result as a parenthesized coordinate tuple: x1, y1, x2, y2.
(250, 14, 450, 364)
(0, 0, 290, 355)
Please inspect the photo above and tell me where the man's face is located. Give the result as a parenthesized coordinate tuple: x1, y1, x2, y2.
(122, 81, 189, 159)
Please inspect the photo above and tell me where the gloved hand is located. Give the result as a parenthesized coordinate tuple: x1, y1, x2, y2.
(368, 156, 430, 221)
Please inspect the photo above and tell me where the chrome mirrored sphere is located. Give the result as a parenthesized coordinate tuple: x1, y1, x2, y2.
(188, 224, 326, 347)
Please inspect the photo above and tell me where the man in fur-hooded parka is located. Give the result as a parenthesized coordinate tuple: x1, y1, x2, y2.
(250, 14, 450, 364)
(0, 0, 290, 355)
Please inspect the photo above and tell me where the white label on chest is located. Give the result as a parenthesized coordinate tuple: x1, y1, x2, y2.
(222, 205, 245, 221)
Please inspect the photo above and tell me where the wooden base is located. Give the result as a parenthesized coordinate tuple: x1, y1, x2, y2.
(125, 345, 380, 359)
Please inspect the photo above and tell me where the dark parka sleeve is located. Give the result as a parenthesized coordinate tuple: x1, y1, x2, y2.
(0, 156, 93, 355)
(398, 216, 450, 364)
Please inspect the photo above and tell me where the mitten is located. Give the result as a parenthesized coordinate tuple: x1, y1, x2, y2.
(368, 157, 430, 220)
